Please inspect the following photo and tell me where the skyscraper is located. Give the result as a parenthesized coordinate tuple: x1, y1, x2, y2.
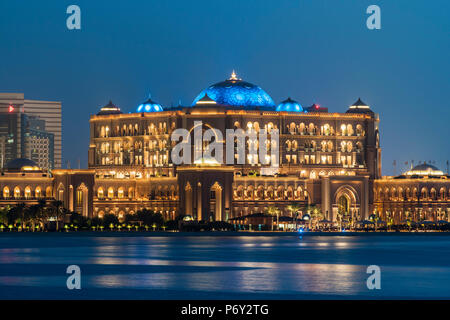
(0, 93, 61, 168)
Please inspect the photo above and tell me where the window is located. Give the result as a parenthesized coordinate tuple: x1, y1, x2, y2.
(108, 187, 114, 199)
(3, 187, 9, 198)
(76, 190, 83, 206)
(97, 188, 104, 199)
(24, 187, 31, 199)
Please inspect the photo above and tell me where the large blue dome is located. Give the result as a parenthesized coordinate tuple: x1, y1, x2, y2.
(192, 72, 275, 109)
(136, 95, 163, 113)
(276, 97, 303, 112)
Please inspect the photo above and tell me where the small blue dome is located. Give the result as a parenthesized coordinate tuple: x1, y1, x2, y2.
(192, 72, 275, 109)
(136, 96, 163, 113)
(276, 98, 303, 112)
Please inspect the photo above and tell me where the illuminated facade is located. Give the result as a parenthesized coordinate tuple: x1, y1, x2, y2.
(87, 73, 381, 222)
(1, 72, 448, 224)
(374, 164, 450, 223)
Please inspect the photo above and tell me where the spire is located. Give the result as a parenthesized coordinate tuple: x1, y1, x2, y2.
(229, 70, 241, 81)
(352, 98, 368, 107)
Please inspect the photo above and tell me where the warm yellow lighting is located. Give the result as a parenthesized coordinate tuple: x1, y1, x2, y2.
(229, 70, 241, 81)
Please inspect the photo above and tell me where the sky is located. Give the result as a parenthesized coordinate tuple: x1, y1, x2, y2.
(0, 0, 449, 175)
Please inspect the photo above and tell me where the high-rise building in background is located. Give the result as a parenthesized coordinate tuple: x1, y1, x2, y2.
(0, 93, 60, 169)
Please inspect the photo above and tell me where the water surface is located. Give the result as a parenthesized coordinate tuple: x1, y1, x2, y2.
(0, 232, 449, 299)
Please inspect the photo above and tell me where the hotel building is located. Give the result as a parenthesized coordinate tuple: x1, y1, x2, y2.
(0, 73, 448, 223)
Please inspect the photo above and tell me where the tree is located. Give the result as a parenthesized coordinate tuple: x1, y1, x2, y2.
(307, 204, 323, 230)
(266, 206, 280, 231)
(0, 208, 8, 226)
(286, 204, 301, 230)
(47, 200, 65, 231)
(102, 213, 119, 228)
(8, 203, 26, 228)
(70, 211, 89, 229)
(135, 209, 165, 228)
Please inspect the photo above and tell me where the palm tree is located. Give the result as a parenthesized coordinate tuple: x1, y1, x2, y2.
(16, 203, 26, 229)
(27, 199, 47, 231)
(309, 205, 324, 230)
(336, 211, 343, 231)
(286, 204, 301, 230)
(48, 200, 65, 231)
(369, 211, 380, 231)
(266, 206, 279, 231)
(0, 208, 8, 226)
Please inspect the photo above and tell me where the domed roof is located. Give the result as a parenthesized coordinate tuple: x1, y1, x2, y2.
(136, 95, 163, 113)
(194, 93, 217, 106)
(5, 158, 40, 171)
(346, 98, 374, 115)
(404, 163, 444, 176)
(97, 100, 122, 115)
(192, 71, 275, 109)
(276, 97, 303, 112)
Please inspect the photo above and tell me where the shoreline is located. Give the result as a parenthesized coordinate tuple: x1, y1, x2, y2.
(0, 231, 450, 237)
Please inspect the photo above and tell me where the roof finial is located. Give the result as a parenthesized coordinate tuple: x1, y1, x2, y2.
(229, 70, 240, 81)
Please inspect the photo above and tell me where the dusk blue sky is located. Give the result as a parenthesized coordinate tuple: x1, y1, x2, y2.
(0, 0, 449, 175)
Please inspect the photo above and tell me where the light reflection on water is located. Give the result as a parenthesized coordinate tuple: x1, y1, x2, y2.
(0, 234, 449, 299)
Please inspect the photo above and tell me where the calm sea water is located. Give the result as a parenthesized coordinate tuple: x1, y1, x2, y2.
(0, 232, 449, 299)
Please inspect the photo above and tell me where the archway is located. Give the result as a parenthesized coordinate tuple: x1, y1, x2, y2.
(333, 185, 359, 224)
(337, 195, 350, 219)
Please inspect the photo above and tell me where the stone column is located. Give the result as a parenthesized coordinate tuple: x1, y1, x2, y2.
(363, 176, 369, 220)
(321, 176, 331, 220)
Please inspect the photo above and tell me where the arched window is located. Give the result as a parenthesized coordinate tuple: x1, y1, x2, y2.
(323, 124, 331, 136)
(346, 141, 353, 152)
(24, 186, 31, 199)
(128, 187, 134, 199)
(118, 187, 124, 199)
(346, 124, 353, 136)
(289, 122, 296, 134)
(430, 188, 437, 200)
(3, 186, 10, 198)
(97, 187, 104, 199)
(108, 187, 114, 199)
(440, 188, 446, 201)
(266, 186, 274, 200)
(35, 186, 42, 198)
(236, 186, 244, 199)
(327, 141, 333, 152)
(58, 189, 64, 201)
(356, 124, 364, 136)
(421, 188, 428, 200)
(292, 140, 298, 151)
(299, 123, 306, 134)
(46, 186, 52, 198)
